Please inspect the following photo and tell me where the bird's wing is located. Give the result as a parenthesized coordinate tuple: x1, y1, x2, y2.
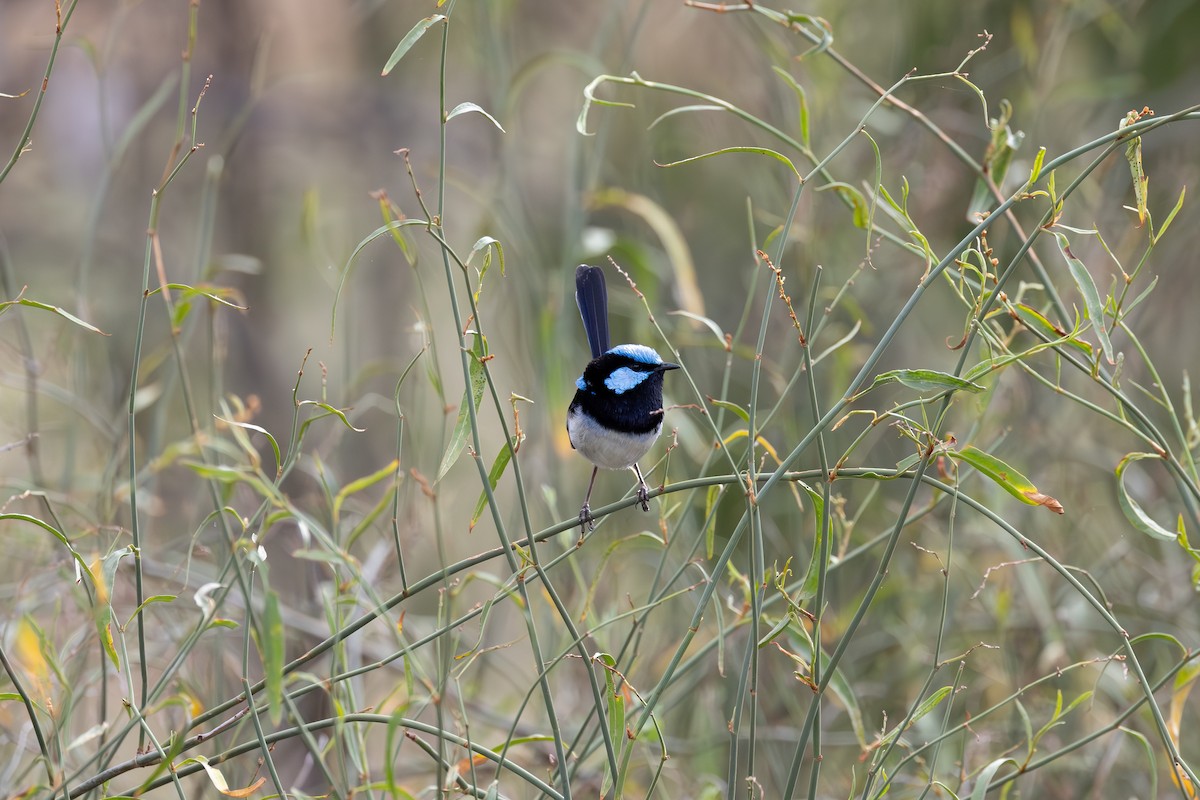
(574, 264, 609, 359)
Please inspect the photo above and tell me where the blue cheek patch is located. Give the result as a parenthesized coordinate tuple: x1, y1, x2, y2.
(604, 366, 650, 394)
(576, 376, 588, 391)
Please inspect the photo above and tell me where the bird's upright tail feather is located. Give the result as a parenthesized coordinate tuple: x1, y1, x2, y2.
(575, 264, 610, 359)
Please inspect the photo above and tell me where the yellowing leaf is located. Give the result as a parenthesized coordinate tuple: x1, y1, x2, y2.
(178, 754, 267, 796)
(948, 445, 1064, 514)
(721, 429, 781, 461)
(1167, 662, 1199, 798)
(89, 556, 109, 605)
(1120, 109, 1149, 227)
(588, 188, 704, 316)
(97, 611, 120, 670)
(16, 618, 49, 687)
(220, 777, 268, 798)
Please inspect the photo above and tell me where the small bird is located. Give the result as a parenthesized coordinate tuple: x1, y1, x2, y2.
(567, 264, 679, 531)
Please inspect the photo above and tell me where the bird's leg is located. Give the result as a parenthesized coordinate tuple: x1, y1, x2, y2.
(579, 466, 599, 532)
(632, 463, 651, 512)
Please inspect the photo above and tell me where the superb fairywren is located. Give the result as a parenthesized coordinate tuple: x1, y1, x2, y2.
(567, 264, 679, 531)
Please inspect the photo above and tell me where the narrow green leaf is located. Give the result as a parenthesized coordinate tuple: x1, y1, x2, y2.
(171, 297, 194, 329)
(704, 485, 720, 559)
(606, 680, 625, 765)
(158, 282, 247, 330)
(374, 192, 416, 265)
(1061, 689, 1093, 716)
(1115, 452, 1176, 541)
(1029, 145, 1047, 185)
(878, 182, 905, 216)
(596, 653, 626, 797)
(1052, 231, 1115, 365)
(879, 685, 954, 746)
(1122, 274, 1159, 316)
(910, 685, 954, 725)
(948, 445, 1064, 513)
(1010, 303, 1093, 356)
(1, 297, 109, 335)
(1176, 662, 1200, 695)
(181, 461, 247, 481)
(215, 416, 281, 478)
(792, 14, 833, 58)
(483, 734, 554, 751)
(126, 595, 176, 626)
(798, 483, 825, 601)
(815, 181, 868, 227)
(468, 236, 504, 272)
(437, 334, 488, 481)
(292, 549, 354, 566)
(577, 74, 637, 136)
(758, 614, 792, 647)
(968, 118, 1024, 220)
(647, 104, 724, 130)
(469, 236, 505, 304)
(970, 758, 1019, 800)
(331, 219, 427, 341)
(669, 310, 725, 348)
(748, 9, 833, 58)
(771, 66, 810, 148)
(261, 589, 285, 724)
(101, 548, 132, 605)
(446, 101, 506, 133)
(345, 483, 400, 549)
(708, 397, 750, 423)
(298, 400, 366, 432)
(147, 283, 247, 310)
(334, 459, 400, 521)
(1177, 517, 1200, 586)
(1117, 727, 1158, 800)
(655, 146, 800, 180)
(813, 638, 866, 747)
(866, 369, 984, 396)
(381, 15, 446, 76)
(470, 438, 517, 531)
(1031, 689, 1067, 749)
(1129, 631, 1187, 651)
(1155, 185, 1186, 243)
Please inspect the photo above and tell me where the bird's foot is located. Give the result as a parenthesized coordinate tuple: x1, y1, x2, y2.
(636, 481, 651, 512)
(579, 503, 596, 533)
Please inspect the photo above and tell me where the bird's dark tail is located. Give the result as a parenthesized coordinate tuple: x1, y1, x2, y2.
(575, 264, 609, 359)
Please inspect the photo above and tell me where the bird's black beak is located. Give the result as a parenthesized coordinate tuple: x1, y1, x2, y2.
(657, 362, 680, 372)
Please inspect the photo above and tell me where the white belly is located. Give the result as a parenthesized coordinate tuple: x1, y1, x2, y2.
(567, 407, 662, 470)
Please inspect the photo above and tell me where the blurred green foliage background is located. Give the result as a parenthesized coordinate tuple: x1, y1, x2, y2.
(2, 0, 1199, 797)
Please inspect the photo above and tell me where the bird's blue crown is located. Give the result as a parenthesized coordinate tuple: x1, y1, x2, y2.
(607, 344, 664, 365)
